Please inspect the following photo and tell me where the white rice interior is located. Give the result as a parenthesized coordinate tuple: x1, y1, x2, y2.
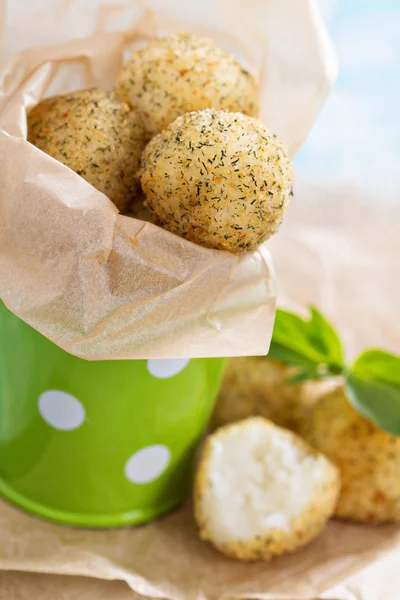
(201, 420, 325, 542)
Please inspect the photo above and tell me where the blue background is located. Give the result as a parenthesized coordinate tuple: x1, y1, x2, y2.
(297, 0, 399, 192)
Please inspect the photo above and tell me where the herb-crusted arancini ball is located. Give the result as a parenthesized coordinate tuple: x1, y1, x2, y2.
(194, 418, 340, 561)
(140, 109, 294, 252)
(303, 386, 400, 523)
(211, 357, 324, 433)
(28, 88, 146, 211)
(115, 33, 259, 138)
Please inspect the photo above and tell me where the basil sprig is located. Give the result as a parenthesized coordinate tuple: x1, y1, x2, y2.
(269, 308, 400, 436)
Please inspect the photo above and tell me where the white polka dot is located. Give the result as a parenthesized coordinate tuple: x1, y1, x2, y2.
(147, 358, 190, 379)
(38, 390, 85, 431)
(124, 445, 171, 484)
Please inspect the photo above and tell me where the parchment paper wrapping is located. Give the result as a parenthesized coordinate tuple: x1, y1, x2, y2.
(0, 0, 336, 360)
(0, 183, 399, 600)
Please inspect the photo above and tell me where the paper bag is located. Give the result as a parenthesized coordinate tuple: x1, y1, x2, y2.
(0, 0, 336, 359)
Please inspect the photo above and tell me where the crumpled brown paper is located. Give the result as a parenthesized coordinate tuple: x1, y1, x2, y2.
(0, 0, 336, 360)
(0, 183, 399, 600)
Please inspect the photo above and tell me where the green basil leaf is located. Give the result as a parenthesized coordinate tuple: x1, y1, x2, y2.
(352, 349, 400, 386)
(272, 308, 345, 367)
(345, 373, 400, 436)
(268, 341, 317, 369)
(309, 307, 344, 365)
(288, 370, 321, 384)
(272, 310, 329, 364)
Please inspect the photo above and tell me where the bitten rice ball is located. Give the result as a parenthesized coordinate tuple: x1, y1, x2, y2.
(211, 357, 327, 434)
(28, 88, 146, 211)
(115, 33, 259, 137)
(303, 386, 400, 523)
(140, 109, 294, 252)
(194, 418, 340, 561)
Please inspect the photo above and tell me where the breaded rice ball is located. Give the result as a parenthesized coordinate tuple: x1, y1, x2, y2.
(140, 109, 294, 252)
(28, 88, 146, 211)
(115, 33, 259, 138)
(211, 357, 325, 433)
(303, 386, 400, 523)
(195, 418, 339, 561)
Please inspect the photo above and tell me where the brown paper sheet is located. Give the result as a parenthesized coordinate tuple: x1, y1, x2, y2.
(0, 498, 399, 600)
(0, 185, 399, 600)
(0, 572, 144, 600)
(0, 0, 336, 360)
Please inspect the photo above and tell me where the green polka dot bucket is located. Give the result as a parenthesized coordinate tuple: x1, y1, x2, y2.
(0, 302, 226, 527)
